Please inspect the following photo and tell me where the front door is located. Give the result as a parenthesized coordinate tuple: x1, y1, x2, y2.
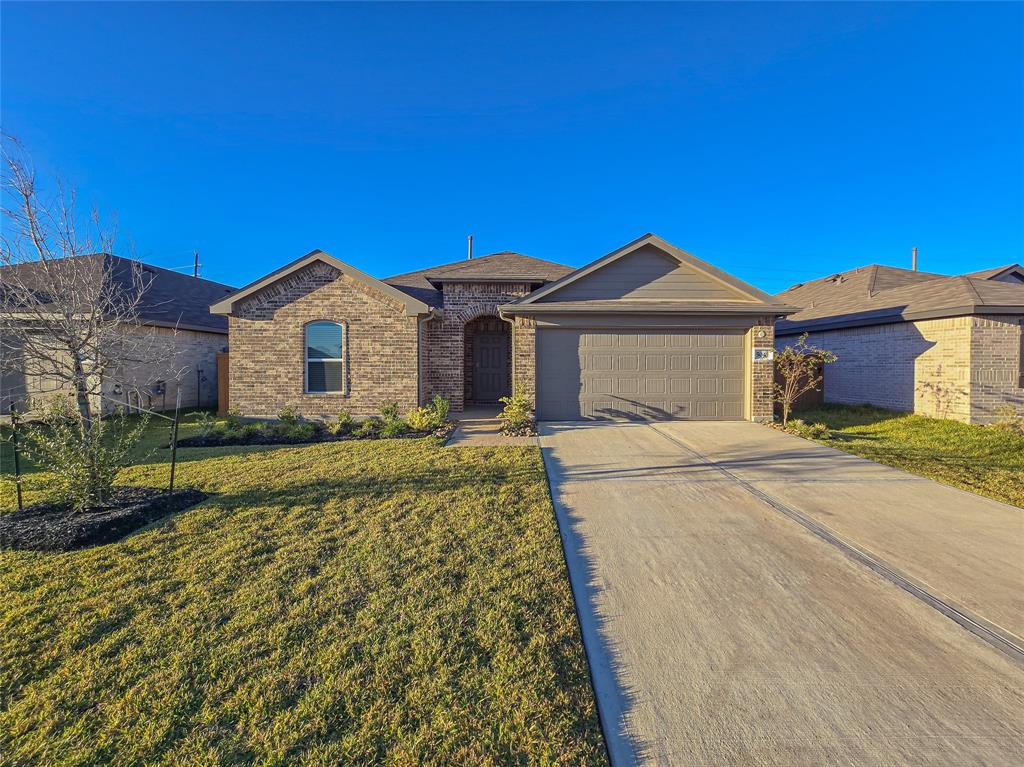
(473, 333, 510, 402)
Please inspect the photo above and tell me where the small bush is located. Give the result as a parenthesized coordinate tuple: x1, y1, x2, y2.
(332, 409, 355, 434)
(20, 400, 150, 510)
(282, 422, 318, 441)
(498, 393, 535, 435)
(224, 408, 243, 428)
(990, 404, 1024, 434)
(380, 418, 409, 438)
(807, 422, 830, 439)
(429, 395, 449, 424)
(786, 419, 830, 440)
(379, 401, 401, 424)
(192, 411, 217, 438)
(405, 395, 451, 432)
(354, 417, 382, 438)
(278, 406, 299, 424)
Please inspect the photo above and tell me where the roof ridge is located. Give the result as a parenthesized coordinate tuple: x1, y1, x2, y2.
(960, 275, 985, 305)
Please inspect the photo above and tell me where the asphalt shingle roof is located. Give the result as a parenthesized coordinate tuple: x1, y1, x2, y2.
(776, 264, 1024, 334)
(2, 254, 236, 333)
(384, 251, 573, 308)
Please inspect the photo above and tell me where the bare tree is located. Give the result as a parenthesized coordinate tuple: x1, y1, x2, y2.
(1, 137, 182, 434)
(774, 333, 837, 427)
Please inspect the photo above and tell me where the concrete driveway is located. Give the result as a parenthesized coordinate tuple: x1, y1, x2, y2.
(539, 421, 1024, 767)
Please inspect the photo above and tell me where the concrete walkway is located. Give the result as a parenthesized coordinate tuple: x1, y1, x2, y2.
(539, 421, 1024, 767)
(444, 406, 536, 447)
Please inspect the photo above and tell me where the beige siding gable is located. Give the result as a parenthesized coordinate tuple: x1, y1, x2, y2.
(535, 244, 753, 303)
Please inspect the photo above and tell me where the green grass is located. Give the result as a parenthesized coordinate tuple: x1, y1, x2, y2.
(790, 404, 1024, 508)
(0, 418, 605, 765)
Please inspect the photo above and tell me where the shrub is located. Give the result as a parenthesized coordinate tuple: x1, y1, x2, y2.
(498, 393, 534, 435)
(405, 406, 434, 432)
(224, 408, 243, 428)
(429, 395, 449, 424)
(332, 409, 355, 435)
(278, 405, 299, 424)
(380, 418, 410, 438)
(990, 404, 1024, 434)
(354, 417, 382, 438)
(786, 419, 830, 440)
(20, 400, 150, 510)
(379, 401, 401, 424)
(807, 422, 830, 439)
(282, 422, 318, 441)
(405, 396, 451, 432)
(192, 411, 217, 438)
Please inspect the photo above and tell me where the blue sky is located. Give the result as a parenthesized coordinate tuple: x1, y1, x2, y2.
(3, 2, 1021, 292)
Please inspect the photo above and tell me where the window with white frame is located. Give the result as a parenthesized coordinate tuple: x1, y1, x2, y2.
(305, 321, 345, 393)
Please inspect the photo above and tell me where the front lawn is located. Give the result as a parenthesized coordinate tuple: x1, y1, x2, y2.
(0, 426, 606, 765)
(789, 404, 1024, 508)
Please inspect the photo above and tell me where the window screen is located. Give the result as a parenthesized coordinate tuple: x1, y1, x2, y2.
(306, 322, 344, 393)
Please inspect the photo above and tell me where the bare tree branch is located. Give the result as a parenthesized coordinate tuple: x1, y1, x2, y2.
(1, 136, 183, 429)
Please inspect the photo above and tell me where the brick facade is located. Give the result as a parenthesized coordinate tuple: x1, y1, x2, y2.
(422, 281, 534, 413)
(970, 314, 1024, 422)
(228, 261, 419, 417)
(750, 321, 775, 422)
(781, 314, 1024, 424)
(222, 259, 782, 423)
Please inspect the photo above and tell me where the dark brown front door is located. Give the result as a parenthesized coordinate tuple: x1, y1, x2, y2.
(473, 333, 510, 402)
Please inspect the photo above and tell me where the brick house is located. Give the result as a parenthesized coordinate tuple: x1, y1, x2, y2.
(775, 264, 1024, 423)
(211, 234, 795, 421)
(1, 254, 234, 416)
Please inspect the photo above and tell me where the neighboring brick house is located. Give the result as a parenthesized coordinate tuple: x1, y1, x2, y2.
(211, 234, 794, 421)
(1, 255, 234, 415)
(775, 264, 1024, 424)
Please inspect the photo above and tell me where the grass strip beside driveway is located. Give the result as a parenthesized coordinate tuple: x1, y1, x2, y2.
(789, 405, 1024, 508)
(0, 432, 605, 765)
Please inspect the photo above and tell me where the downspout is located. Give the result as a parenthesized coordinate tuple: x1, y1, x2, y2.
(417, 308, 442, 405)
(498, 308, 516, 397)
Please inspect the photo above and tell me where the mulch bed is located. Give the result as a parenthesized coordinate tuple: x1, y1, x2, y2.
(176, 423, 453, 448)
(0, 487, 208, 553)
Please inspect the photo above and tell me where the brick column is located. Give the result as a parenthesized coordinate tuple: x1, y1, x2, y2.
(750, 320, 775, 422)
(512, 316, 537, 407)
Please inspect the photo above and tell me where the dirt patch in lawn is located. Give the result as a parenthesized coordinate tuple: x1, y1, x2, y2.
(0, 487, 208, 552)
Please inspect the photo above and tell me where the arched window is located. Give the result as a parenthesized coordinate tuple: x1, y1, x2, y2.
(305, 321, 345, 393)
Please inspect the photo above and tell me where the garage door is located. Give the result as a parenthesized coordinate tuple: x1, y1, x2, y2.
(536, 328, 745, 421)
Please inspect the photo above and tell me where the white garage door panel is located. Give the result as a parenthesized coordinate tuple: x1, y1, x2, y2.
(537, 328, 746, 421)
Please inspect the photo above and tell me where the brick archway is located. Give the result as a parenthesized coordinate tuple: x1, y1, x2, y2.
(463, 315, 512, 404)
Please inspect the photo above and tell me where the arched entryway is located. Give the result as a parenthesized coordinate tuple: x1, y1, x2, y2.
(464, 315, 512, 404)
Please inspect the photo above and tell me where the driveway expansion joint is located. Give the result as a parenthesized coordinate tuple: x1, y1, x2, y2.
(646, 423, 1024, 665)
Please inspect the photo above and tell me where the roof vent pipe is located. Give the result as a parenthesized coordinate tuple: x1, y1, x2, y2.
(912, 246, 918, 271)
(468, 234, 473, 260)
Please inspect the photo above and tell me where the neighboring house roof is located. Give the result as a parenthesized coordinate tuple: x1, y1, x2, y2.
(776, 264, 1024, 335)
(964, 263, 1024, 283)
(502, 233, 797, 315)
(210, 249, 434, 316)
(2, 253, 236, 333)
(384, 252, 574, 308)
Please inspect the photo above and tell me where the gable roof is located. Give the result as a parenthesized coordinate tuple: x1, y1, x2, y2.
(502, 233, 796, 315)
(384, 252, 573, 308)
(776, 264, 1024, 334)
(964, 263, 1024, 283)
(2, 254, 236, 333)
(210, 250, 433, 316)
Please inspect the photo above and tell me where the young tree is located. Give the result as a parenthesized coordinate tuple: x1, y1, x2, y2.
(773, 333, 837, 427)
(1, 137, 181, 434)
